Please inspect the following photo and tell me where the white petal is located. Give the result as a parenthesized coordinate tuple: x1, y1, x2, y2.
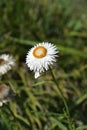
(0, 54, 15, 75)
(35, 71, 40, 78)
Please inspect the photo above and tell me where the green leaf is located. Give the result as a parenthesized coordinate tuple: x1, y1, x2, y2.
(75, 94, 87, 105)
(76, 125, 87, 130)
(49, 117, 68, 130)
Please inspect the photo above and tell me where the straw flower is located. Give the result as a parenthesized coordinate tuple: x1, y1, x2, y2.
(0, 54, 15, 76)
(26, 42, 58, 78)
(0, 84, 12, 107)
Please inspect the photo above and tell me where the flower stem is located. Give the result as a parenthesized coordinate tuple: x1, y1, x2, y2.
(49, 67, 76, 130)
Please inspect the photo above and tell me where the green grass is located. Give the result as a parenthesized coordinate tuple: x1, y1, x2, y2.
(0, 0, 87, 130)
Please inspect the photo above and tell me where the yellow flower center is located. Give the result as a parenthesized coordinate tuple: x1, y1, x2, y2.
(33, 46, 47, 58)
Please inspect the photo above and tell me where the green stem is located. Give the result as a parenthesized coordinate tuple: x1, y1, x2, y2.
(49, 67, 76, 130)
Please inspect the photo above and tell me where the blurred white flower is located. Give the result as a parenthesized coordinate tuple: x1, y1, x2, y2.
(0, 84, 10, 107)
(0, 54, 15, 75)
(26, 42, 58, 78)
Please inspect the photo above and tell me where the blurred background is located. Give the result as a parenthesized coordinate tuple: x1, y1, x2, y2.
(0, 0, 87, 130)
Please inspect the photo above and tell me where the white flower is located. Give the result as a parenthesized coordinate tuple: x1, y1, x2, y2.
(0, 84, 10, 107)
(26, 42, 58, 78)
(0, 54, 15, 75)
